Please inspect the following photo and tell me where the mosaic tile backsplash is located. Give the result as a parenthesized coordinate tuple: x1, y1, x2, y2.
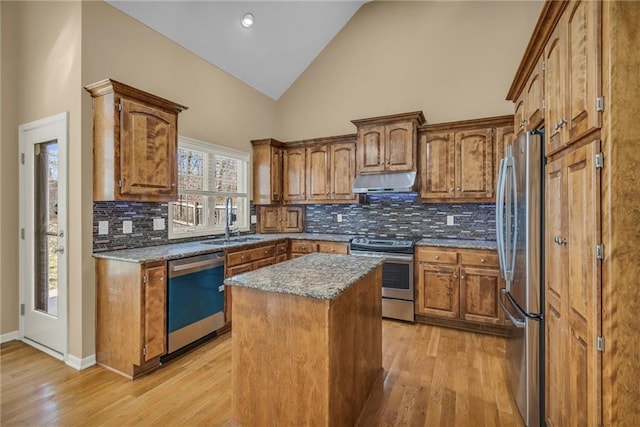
(93, 201, 257, 252)
(305, 194, 496, 240)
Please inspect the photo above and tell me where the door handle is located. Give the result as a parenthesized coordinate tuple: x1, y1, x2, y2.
(498, 289, 525, 328)
(53, 246, 65, 254)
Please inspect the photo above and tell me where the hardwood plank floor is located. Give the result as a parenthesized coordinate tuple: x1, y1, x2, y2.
(0, 321, 523, 426)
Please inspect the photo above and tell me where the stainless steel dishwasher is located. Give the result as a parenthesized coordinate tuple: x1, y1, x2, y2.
(167, 252, 225, 354)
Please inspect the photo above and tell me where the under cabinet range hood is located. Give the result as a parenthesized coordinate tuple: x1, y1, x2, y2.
(352, 172, 417, 194)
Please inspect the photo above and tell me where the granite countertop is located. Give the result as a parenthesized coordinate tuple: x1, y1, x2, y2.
(224, 252, 383, 300)
(416, 238, 497, 250)
(92, 233, 354, 263)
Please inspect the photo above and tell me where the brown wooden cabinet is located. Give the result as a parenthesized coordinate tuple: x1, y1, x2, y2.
(316, 241, 349, 255)
(420, 116, 512, 203)
(544, 140, 601, 427)
(415, 247, 506, 332)
(283, 147, 306, 203)
(544, 0, 601, 156)
(95, 258, 167, 379)
(290, 240, 348, 258)
(257, 206, 304, 233)
(85, 79, 187, 202)
(351, 112, 425, 174)
(251, 139, 283, 205)
(306, 140, 357, 202)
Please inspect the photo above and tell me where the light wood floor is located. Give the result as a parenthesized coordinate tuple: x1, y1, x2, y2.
(0, 321, 523, 426)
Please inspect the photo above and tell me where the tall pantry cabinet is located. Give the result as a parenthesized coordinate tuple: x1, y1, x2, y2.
(507, 1, 640, 425)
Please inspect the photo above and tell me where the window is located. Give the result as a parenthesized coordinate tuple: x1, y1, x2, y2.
(169, 136, 250, 239)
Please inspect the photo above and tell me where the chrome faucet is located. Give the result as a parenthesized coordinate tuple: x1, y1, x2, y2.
(225, 197, 239, 240)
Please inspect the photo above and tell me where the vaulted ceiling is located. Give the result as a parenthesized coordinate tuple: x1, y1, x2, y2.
(107, 1, 365, 100)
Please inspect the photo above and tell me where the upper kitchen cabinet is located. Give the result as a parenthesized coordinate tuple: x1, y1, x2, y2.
(306, 135, 357, 203)
(351, 111, 426, 174)
(283, 147, 306, 203)
(85, 79, 187, 202)
(514, 55, 544, 137)
(420, 115, 512, 203)
(251, 139, 283, 205)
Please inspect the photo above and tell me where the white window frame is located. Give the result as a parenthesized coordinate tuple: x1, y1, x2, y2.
(169, 135, 251, 239)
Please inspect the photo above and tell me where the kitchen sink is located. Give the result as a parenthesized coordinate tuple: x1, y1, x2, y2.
(200, 236, 263, 245)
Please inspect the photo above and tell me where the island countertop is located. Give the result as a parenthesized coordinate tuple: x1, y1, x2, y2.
(224, 252, 383, 300)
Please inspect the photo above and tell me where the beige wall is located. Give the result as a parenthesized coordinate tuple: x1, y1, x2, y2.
(276, 0, 543, 141)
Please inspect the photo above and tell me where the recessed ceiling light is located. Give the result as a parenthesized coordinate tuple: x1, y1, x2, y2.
(241, 13, 254, 29)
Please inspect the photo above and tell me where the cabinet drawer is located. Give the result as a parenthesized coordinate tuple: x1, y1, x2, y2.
(460, 251, 499, 268)
(317, 242, 349, 254)
(227, 263, 253, 277)
(227, 245, 276, 267)
(253, 257, 275, 269)
(276, 254, 288, 264)
(416, 249, 457, 264)
(290, 240, 317, 254)
(276, 242, 288, 255)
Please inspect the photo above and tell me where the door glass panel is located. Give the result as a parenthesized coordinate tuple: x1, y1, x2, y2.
(34, 141, 58, 317)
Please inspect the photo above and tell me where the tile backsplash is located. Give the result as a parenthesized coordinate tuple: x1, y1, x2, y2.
(93, 201, 257, 252)
(305, 194, 495, 240)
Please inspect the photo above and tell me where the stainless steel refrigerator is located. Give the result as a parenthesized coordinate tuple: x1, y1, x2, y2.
(496, 130, 544, 427)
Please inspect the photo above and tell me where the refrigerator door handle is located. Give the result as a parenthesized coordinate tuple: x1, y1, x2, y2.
(496, 158, 507, 278)
(499, 288, 525, 328)
(501, 288, 543, 322)
(503, 154, 518, 283)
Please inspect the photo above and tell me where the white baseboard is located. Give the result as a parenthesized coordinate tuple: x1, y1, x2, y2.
(66, 353, 96, 371)
(22, 337, 64, 361)
(0, 330, 20, 344)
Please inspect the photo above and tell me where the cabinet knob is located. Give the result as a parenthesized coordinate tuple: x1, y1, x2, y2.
(160, 276, 164, 281)
(435, 255, 440, 260)
(241, 255, 246, 260)
(453, 273, 458, 278)
(456, 187, 461, 191)
(461, 275, 466, 280)
(480, 258, 486, 263)
(450, 188, 454, 192)
(171, 183, 176, 187)
(554, 235, 567, 245)
(264, 250, 268, 254)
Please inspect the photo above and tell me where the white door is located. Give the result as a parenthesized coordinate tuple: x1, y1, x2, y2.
(19, 112, 68, 359)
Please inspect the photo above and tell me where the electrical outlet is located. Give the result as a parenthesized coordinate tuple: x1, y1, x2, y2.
(250, 215, 257, 224)
(446, 215, 455, 226)
(153, 218, 165, 231)
(98, 221, 109, 235)
(123, 220, 133, 234)
(337, 214, 343, 223)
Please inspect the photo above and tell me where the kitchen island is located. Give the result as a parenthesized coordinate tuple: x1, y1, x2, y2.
(225, 253, 383, 426)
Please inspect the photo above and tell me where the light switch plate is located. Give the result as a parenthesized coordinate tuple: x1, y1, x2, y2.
(446, 215, 455, 226)
(250, 215, 257, 224)
(153, 218, 165, 231)
(98, 221, 109, 235)
(337, 214, 343, 223)
(123, 220, 133, 234)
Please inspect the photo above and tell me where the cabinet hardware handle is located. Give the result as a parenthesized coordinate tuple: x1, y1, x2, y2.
(480, 258, 486, 263)
(554, 235, 567, 245)
(160, 276, 164, 281)
(461, 275, 466, 279)
(450, 188, 454, 192)
(434, 255, 440, 260)
(456, 188, 461, 191)
(264, 250, 268, 254)
(454, 273, 458, 278)
(171, 183, 176, 187)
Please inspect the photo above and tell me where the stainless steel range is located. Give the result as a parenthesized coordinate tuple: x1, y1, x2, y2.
(350, 237, 415, 322)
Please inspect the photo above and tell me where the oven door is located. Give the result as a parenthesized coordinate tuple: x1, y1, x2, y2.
(380, 256, 413, 301)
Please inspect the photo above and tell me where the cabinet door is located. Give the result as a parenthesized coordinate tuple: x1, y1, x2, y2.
(143, 264, 166, 362)
(416, 263, 459, 318)
(385, 122, 414, 172)
(454, 128, 494, 200)
(565, 141, 601, 426)
(544, 24, 566, 156)
(281, 206, 305, 233)
(420, 132, 455, 200)
(317, 242, 349, 255)
(283, 148, 306, 202)
(357, 125, 385, 173)
(259, 206, 281, 233)
(525, 55, 545, 130)
(120, 98, 177, 200)
(271, 147, 283, 203)
(545, 155, 568, 427)
(330, 143, 357, 200)
(565, 0, 601, 143)
(460, 267, 504, 325)
(306, 145, 330, 201)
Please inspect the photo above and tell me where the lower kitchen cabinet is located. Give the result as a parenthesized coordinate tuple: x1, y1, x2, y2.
(290, 240, 349, 258)
(224, 240, 288, 321)
(415, 246, 507, 334)
(95, 258, 167, 379)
